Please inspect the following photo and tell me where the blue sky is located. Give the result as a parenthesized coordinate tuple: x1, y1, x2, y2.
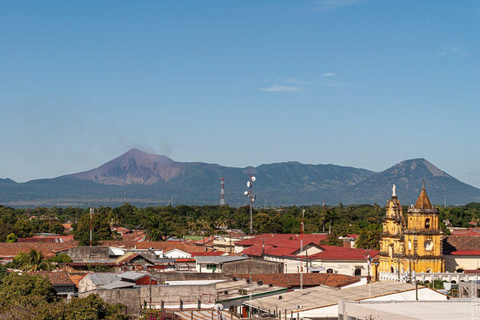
(1, 0, 479, 187)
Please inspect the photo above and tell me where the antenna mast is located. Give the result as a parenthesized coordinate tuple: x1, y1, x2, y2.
(89, 207, 94, 246)
(220, 178, 225, 205)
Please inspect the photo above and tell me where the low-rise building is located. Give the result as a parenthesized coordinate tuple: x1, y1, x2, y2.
(243, 281, 446, 319)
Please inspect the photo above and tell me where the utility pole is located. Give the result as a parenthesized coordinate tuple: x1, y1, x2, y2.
(300, 209, 305, 290)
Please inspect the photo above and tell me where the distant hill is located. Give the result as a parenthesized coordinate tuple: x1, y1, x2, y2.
(0, 149, 479, 207)
(345, 158, 480, 205)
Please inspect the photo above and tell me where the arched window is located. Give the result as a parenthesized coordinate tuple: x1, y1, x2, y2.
(456, 268, 465, 273)
(390, 266, 394, 273)
(327, 268, 333, 274)
(425, 218, 431, 229)
(451, 280, 457, 284)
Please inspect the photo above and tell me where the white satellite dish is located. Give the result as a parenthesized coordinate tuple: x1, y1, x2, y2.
(244, 191, 249, 196)
(214, 303, 224, 311)
(251, 176, 256, 182)
(247, 181, 251, 188)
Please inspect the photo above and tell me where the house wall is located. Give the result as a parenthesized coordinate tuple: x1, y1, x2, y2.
(78, 275, 98, 293)
(79, 284, 217, 315)
(222, 259, 283, 275)
(196, 263, 222, 273)
(264, 255, 370, 276)
(445, 255, 480, 272)
(67, 246, 110, 260)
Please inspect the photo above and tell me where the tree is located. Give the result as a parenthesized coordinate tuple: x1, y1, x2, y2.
(48, 254, 73, 264)
(0, 273, 57, 307)
(63, 294, 128, 320)
(12, 219, 34, 238)
(5, 233, 17, 243)
(39, 221, 65, 235)
(7, 250, 51, 271)
(144, 215, 170, 241)
(355, 229, 381, 250)
(74, 211, 114, 246)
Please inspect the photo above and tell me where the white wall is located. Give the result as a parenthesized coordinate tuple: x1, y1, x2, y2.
(445, 255, 480, 272)
(264, 255, 370, 276)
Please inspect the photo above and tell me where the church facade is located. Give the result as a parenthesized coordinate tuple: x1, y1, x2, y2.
(378, 181, 444, 277)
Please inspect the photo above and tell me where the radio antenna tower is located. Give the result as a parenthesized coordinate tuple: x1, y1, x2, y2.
(89, 207, 94, 246)
(220, 178, 225, 205)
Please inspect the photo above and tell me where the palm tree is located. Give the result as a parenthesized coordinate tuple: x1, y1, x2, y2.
(22, 249, 50, 271)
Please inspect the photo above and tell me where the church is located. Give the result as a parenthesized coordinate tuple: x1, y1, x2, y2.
(378, 181, 444, 277)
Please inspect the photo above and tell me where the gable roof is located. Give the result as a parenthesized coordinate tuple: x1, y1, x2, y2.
(235, 234, 328, 247)
(30, 271, 75, 286)
(443, 235, 480, 254)
(0, 242, 76, 259)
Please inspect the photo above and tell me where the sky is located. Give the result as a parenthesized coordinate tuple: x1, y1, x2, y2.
(1, 0, 479, 187)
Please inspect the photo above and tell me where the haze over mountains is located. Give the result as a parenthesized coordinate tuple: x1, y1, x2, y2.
(0, 149, 479, 207)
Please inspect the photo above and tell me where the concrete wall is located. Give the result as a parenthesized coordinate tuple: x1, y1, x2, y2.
(79, 284, 217, 315)
(79, 288, 141, 315)
(222, 259, 283, 275)
(67, 246, 110, 259)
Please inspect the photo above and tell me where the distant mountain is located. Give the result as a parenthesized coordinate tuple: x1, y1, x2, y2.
(345, 158, 480, 205)
(66, 148, 186, 185)
(0, 178, 16, 185)
(0, 150, 479, 207)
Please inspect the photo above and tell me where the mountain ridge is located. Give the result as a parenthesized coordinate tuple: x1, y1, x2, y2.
(0, 149, 479, 207)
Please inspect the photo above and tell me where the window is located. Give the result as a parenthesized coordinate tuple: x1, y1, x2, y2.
(327, 268, 333, 273)
(354, 268, 361, 276)
(425, 218, 431, 229)
(206, 264, 217, 270)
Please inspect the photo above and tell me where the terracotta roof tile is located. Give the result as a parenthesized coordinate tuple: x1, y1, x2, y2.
(29, 271, 75, 285)
(443, 235, 480, 253)
(0, 242, 78, 259)
(234, 273, 360, 288)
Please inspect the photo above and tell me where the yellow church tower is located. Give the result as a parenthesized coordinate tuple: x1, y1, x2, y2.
(403, 181, 444, 273)
(378, 184, 406, 274)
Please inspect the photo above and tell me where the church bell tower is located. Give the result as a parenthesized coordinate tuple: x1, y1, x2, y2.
(403, 181, 444, 273)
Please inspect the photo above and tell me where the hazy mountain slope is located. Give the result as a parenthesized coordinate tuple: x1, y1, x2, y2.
(0, 151, 479, 207)
(345, 158, 480, 205)
(66, 148, 186, 185)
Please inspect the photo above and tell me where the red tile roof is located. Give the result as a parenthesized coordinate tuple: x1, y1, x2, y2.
(18, 235, 75, 243)
(241, 238, 376, 261)
(309, 247, 378, 261)
(446, 250, 480, 256)
(235, 234, 328, 247)
(68, 273, 87, 288)
(0, 242, 78, 259)
(29, 271, 75, 286)
(443, 235, 480, 254)
(233, 273, 361, 288)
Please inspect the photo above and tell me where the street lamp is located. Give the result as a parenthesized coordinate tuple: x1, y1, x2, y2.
(244, 174, 256, 234)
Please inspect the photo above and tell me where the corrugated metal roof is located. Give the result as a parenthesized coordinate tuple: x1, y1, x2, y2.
(100, 280, 136, 289)
(195, 256, 248, 264)
(89, 273, 119, 286)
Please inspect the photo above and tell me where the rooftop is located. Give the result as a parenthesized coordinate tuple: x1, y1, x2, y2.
(243, 281, 427, 313)
(233, 273, 361, 288)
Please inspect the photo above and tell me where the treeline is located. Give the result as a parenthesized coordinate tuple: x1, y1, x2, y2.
(1, 203, 479, 250)
(0, 265, 128, 319)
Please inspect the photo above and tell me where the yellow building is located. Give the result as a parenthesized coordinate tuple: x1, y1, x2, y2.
(378, 181, 444, 277)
